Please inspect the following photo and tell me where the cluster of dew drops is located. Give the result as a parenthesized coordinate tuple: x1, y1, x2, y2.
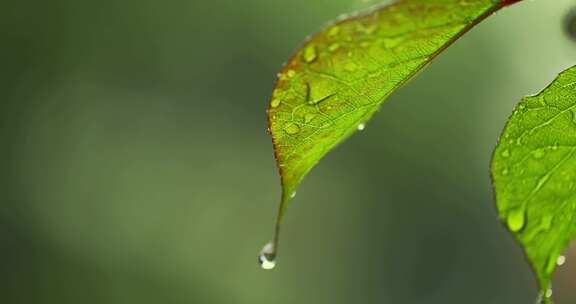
(267, 19, 373, 138)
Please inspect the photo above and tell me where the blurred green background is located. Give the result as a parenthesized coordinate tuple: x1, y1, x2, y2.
(1, 0, 576, 303)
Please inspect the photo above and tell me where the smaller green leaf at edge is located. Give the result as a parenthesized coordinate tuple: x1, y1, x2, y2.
(492, 65, 576, 302)
(263, 0, 522, 266)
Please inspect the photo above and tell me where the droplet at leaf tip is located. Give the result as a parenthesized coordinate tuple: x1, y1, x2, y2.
(258, 242, 277, 270)
(265, 0, 525, 265)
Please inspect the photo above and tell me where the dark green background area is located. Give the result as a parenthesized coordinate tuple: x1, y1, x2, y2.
(1, 0, 575, 303)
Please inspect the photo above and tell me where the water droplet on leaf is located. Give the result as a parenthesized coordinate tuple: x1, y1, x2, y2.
(284, 123, 301, 135)
(501, 168, 509, 176)
(271, 98, 281, 108)
(501, 149, 510, 158)
(290, 191, 296, 198)
(507, 207, 526, 233)
(303, 45, 318, 63)
(357, 123, 366, 131)
(258, 242, 276, 270)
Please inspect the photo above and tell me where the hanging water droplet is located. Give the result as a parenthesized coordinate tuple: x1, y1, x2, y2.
(303, 45, 318, 63)
(258, 242, 276, 270)
(270, 98, 281, 108)
(357, 123, 366, 131)
(308, 88, 336, 105)
(506, 207, 526, 233)
(284, 123, 301, 135)
(501, 149, 511, 158)
(557, 255, 566, 266)
(290, 191, 297, 198)
(545, 288, 553, 298)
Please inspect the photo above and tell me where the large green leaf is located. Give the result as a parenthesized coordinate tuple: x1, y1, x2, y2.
(492, 65, 576, 302)
(261, 0, 522, 267)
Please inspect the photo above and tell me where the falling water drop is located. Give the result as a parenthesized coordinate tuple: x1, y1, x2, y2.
(258, 242, 276, 270)
(557, 255, 566, 266)
(357, 123, 366, 131)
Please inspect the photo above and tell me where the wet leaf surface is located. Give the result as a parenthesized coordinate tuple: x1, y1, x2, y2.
(492, 65, 576, 303)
